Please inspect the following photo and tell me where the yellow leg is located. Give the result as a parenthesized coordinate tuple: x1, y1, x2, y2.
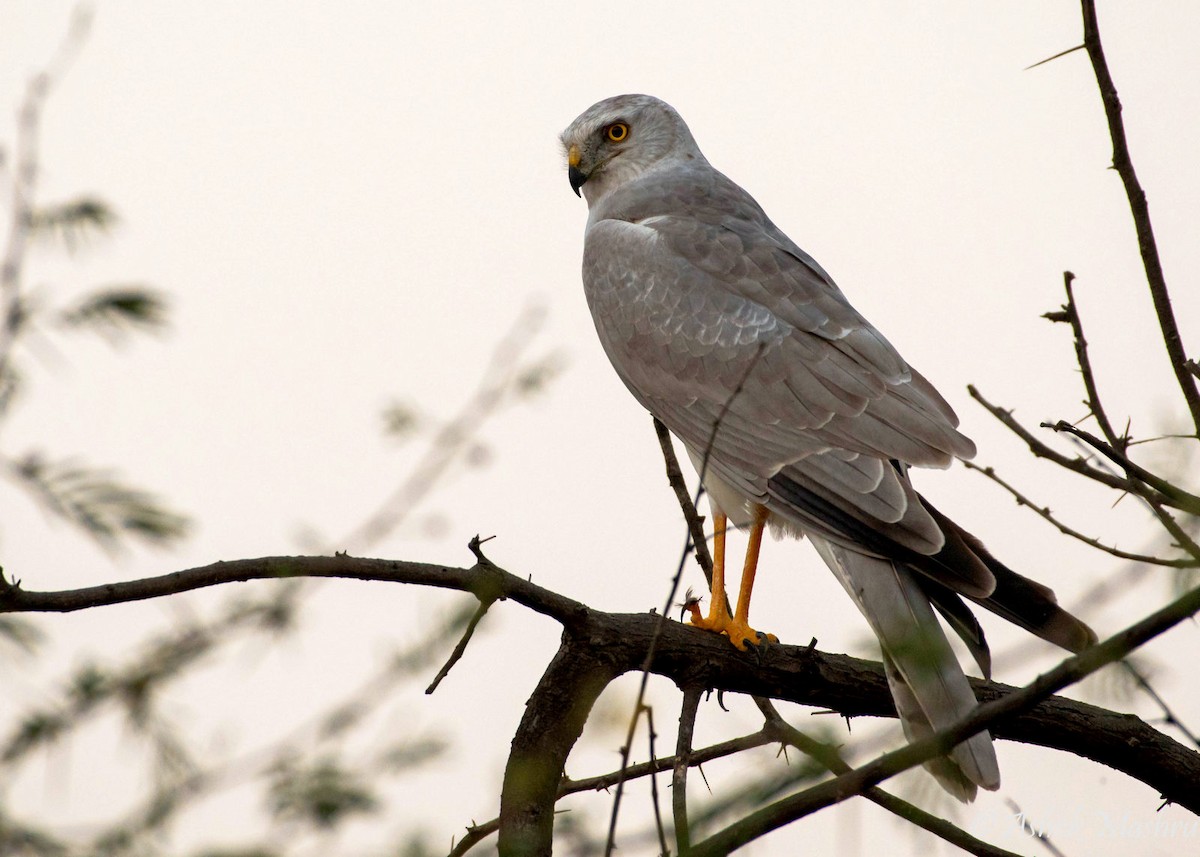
(733, 505, 768, 636)
(687, 505, 777, 650)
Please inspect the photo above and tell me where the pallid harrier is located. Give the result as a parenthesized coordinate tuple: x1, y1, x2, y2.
(562, 94, 1094, 800)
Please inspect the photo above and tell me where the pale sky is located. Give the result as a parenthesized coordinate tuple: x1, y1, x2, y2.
(2, 2, 1199, 855)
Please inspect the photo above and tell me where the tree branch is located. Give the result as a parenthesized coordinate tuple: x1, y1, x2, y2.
(1041, 420, 1200, 517)
(967, 385, 1174, 503)
(961, 458, 1197, 567)
(689, 577, 1200, 854)
(755, 700, 1025, 857)
(6, 552, 1199, 856)
(1080, 0, 1200, 435)
(1053, 271, 1122, 450)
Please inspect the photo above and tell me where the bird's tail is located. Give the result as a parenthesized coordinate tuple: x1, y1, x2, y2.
(809, 534, 1001, 801)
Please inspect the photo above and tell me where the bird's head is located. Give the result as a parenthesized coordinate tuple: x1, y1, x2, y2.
(560, 94, 705, 205)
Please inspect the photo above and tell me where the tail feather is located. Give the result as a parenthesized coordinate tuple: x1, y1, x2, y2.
(921, 500, 1098, 653)
(916, 575, 993, 679)
(810, 535, 1001, 799)
(883, 653, 980, 802)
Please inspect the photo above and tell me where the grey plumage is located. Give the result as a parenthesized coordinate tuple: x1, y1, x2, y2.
(563, 93, 1094, 800)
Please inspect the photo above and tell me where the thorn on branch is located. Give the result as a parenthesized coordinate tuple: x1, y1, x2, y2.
(1024, 42, 1086, 71)
(467, 534, 496, 565)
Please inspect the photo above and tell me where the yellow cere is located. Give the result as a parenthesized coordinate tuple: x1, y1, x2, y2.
(567, 144, 581, 168)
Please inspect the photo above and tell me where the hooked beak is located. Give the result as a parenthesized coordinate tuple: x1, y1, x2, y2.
(567, 143, 588, 197)
(568, 165, 588, 197)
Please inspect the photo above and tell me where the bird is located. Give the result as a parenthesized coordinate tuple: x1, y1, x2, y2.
(561, 93, 1095, 801)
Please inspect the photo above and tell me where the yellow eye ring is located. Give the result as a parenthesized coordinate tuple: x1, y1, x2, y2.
(605, 122, 630, 143)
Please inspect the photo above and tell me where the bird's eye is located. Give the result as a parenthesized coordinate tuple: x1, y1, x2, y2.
(605, 122, 630, 143)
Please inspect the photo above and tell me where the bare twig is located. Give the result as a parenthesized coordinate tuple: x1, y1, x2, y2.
(1040, 420, 1200, 516)
(425, 596, 496, 695)
(1080, 0, 1200, 435)
(5, 554, 1200, 816)
(1120, 659, 1200, 750)
(654, 417, 714, 584)
(602, 346, 764, 857)
(1024, 43, 1086, 71)
(1004, 798, 1069, 857)
(0, 7, 92, 381)
(1055, 271, 1122, 450)
(643, 707, 669, 856)
(564, 729, 774, 797)
(448, 819, 499, 857)
(754, 699, 1024, 857)
(960, 459, 1197, 567)
(967, 385, 1170, 502)
(672, 687, 702, 854)
(689, 577, 1200, 854)
(337, 302, 546, 552)
(451, 728, 777, 856)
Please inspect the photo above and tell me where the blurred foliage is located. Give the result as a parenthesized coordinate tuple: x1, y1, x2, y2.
(0, 614, 43, 654)
(267, 757, 379, 830)
(0, 809, 69, 857)
(10, 453, 189, 552)
(59, 287, 169, 341)
(381, 401, 420, 440)
(0, 139, 186, 556)
(512, 350, 566, 398)
(28, 196, 115, 253)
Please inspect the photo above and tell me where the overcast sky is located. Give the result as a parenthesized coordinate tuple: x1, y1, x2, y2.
(3, 2, 1199, 855)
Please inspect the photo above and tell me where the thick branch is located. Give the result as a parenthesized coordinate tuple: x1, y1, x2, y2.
(6, 555, 1199, 832)
(497, 630, 620, 857)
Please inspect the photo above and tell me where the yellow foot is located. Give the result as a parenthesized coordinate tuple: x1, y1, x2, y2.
(685, 602, 778, 651)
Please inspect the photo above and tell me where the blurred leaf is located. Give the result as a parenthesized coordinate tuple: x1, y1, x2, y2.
(268, 758, 379, 830)
(0, 616, 42, 654)
(69, 663, 109, 709)
(118, 629, 213, 727)
(513, 351, 566, 398)
(150, 725, 197, 785)
(375, 737, 447, 773)
(28, 196, 115, 253)
(0, 808, 68, 857)
(192, 850, 279, 857)
(2, 711, 67, 763)
(393, 832, 436, 857)
(0, 363, 23, 420)
(11, 452, 189, 552)
(464, 442, 491, 468)
(381, 401, 421, 440)
(59, 287, 168, 341)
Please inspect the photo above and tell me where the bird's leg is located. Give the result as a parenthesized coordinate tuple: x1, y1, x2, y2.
(687, 505, 777, 650)
(725, 504, 777, 649)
